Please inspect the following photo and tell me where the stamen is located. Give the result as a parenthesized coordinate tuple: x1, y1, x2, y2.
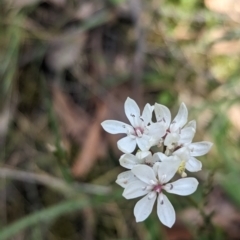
(178, 161, 186, 177)
(181, 172, 187, 178)
(150, 180, 157, 185)
(136, 129, 142, 137)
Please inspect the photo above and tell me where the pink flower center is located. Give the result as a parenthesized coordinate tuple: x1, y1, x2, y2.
(153, 184, 163, 193)
(134, 127, 144, 137)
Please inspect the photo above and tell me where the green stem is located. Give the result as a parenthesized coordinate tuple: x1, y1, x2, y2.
(40, 76, 72, 183)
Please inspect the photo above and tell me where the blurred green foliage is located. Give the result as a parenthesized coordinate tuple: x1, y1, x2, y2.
(0, 0, 240, 239)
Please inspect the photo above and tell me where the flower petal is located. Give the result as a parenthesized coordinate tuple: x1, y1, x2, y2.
(117, 136, 136, 153)
(179, 127, 195, 145)
(101, 120, 134, 134)
(164, 132, 180, 148)
(185, 157, 202, 172)
(154, 103, 171, 128)
(157, 160, 181, 184)
(173, 147, 191, 161)
(188, 141, 213, 156)
(137, 151, 155, 165)
(156, 152, 168, 162)
(157, 193, 175, 228)
(136, 150, 151, 160)
(148, 122, 166, 140)
(141, 103, 153, 125)
(152, 153, 160, 164)
(136, 135, 151, 151)
(164, 177, 199, 196)
(170, 103, 188, 132)
(134, 192, 157, 222)
(116, 170, 136, 188)
(185, 120, 196, 131)
(123, 180, 149, 199)
(124, 97, 141, 127)
(132, 165, 157, 184)
(119, 154, 142, 169)
(153, 162, 161, 175)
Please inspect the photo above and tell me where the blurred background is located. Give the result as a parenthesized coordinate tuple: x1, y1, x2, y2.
(1, 0, 240, 239)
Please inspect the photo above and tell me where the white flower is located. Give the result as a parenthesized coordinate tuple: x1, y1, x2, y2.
(123, 161, 199, 227)
(119, 150, 159, 169)
(101, 97, 166, 153)
(173, 141, 213, 175)
(154, 103, 196, 154)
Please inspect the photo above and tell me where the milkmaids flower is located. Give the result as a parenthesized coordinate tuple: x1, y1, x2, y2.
(101, 97, 166, 153)
(154, 103, 196, 155)
(102, 98, 212, 227)
(123, 161, 198, 227)
(173, 141, 213, 176)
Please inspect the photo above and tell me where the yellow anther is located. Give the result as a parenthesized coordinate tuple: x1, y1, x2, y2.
(178, 161, 187, 178)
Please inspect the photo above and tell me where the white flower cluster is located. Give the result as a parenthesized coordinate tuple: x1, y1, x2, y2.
(101, 97, 212, 228)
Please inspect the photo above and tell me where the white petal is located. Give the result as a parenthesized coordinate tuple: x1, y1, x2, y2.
(164, 177, 199, 196)
(173, 147, 191, 161)
(132, 165, 157, 184)
(136, 150, 151, 160)
(170, 103, 188, 132)
(119, 154, 142, 169)
(116, 170, 136, 188)
(157, 160, 181, 184)
(157, 153, 180, 162)
(185, 157, 202, 172)
(117, 136, 136, 153)
(124, 97, 140, 127)
(154, 103, 171, 128)
(148, 122, 166, 140)
(134, 192, 157, 222)
(185, 120, 196, 131)
(136, 135, 151, 151)
(179, 127, 195, 145)
(188, 141, 213, 156)
(152, 153, 160, 163)
(123, 180, 149, 199)
(164, 132, 180, 148)
(138, 152, 155, 165)
(101, 120, 134, 134)
(153, 162, 161, 175)
(156, 152, 168, 161)
(157, 193, 175, 228)
(141, 103, 153, 125)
